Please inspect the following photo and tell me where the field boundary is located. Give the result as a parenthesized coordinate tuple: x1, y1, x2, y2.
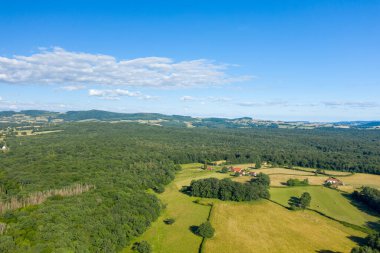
(198, 202, 214, 253)
(282, 166, 355, 177)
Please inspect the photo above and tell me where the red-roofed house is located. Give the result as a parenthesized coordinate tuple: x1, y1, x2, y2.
(324, 177, 343, 186)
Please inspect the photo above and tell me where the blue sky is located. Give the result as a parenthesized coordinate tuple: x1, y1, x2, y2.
(0, 0, 379, 121)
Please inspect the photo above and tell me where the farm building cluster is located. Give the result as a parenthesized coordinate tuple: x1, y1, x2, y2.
(206, 166, 257, 176)
(230, 167, 257, 176)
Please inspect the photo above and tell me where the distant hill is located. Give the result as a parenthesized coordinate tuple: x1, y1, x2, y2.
(0, 109, 379, 129)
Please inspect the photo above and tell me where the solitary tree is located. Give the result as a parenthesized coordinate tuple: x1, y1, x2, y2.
(197, 221, 215, 238)
(220, 166, 229, 173)
(251, 173, 270, 187)
(299, 192, 311, 209)
(255, 157, 262, 169)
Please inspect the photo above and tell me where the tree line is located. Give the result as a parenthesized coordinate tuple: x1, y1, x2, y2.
(185, 173, 270, 201)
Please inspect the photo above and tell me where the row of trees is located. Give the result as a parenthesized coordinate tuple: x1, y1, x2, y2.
(186, 173, 270, 201)
(286, 178, 309, 186)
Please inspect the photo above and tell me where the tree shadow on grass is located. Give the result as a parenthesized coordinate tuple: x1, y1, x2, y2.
(189, 225, 199, 236)
(341, 192, 380, 218)
(347, 235, 366, 246)
(366, 220, 380, 231)
(288, 196, 300, 207)
(179, 185, 191, 196)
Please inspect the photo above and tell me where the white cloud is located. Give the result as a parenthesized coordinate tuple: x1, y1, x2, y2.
(0, 47, 252, 88)
(208, 96, 231, 102)
(237, 101, 289, 107)
(0, 99, 73, 112)
(180, 96, 231, 103)
(323, 101, 379, 109)
(180, 96, 197, 101)
(89, 89, 142, 100)
(0, 96, 2, 101)
(60, 85, 86, 91)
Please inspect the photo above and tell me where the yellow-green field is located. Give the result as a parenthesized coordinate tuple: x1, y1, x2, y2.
(15, 130, 63, 136)
(122, 163, 212, 253)
(270, 186, 379, 227)
(204, 200, 365, 253)
(231, 167, 380, 191)
(295, 167, 354, 176)
(338, 173, 380, 191)
(123, 163, 379, 253)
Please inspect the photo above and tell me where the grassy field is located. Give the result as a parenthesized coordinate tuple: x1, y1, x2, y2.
(232, 167, 328, 186)
(270, 186, 379, 227)
(15, 129, 63, 136)
(232, 167, 380, 191)
(123, 163, 379, 253)
(122, 163, 212, 253)
(338, 173, 380, 191)
(204, 200, 365, 253)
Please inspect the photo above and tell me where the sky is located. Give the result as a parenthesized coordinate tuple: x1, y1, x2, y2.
(0, 0, 379, 121)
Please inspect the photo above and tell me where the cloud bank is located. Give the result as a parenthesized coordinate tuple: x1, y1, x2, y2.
(0, 47, 251, 88)
(89, 89, 156, 100)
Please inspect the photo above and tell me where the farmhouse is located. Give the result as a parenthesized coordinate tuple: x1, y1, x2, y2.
(230, 167, 243, 173)
(324, 177, 343, 186)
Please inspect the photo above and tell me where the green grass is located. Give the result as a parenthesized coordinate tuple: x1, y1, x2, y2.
(122, 163, 211, 253)
(204, 200, 365, 253)
(123, 164, 379, 253)
(270, 186, 379, 227)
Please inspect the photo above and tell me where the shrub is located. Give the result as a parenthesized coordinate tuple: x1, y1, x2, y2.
(133, 241, 152, 253)
(286, 178, 309, 187)
(250, 173, 270, 187)
(220, 167, 229, 173)
(163, 218, 175, 225)
(153, 185, 165, 193)
(197, 221, 215, 238)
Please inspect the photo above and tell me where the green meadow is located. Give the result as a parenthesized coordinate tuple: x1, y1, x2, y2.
(124, 163, 379, 253)
(270, 186, 379, 227)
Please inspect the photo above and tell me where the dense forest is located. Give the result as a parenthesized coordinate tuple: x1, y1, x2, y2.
(1, 122, 380, 252)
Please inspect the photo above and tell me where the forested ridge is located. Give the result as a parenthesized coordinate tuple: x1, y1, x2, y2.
(0, 122, 380, 252)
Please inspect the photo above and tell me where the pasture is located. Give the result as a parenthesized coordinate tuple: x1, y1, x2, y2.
(122, 163, 211, 253)
(124, 163, 379, 253)
(270, 186, 379, 227)
(204, 200, 365, 253)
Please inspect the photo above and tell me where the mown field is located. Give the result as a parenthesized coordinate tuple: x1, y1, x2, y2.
(270, 186, 379, 227)
(230, 166, 380, 192)
(204, 200, 365, 253)
(122, 163, 212, 253)
(124, 163, 380, 253)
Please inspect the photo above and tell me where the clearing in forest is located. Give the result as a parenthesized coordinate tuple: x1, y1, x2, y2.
(204, 200, 365, 253)
(270, 186, 379, 227)
(125, 163, 379, 253)
(122, 163, 211, 253)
